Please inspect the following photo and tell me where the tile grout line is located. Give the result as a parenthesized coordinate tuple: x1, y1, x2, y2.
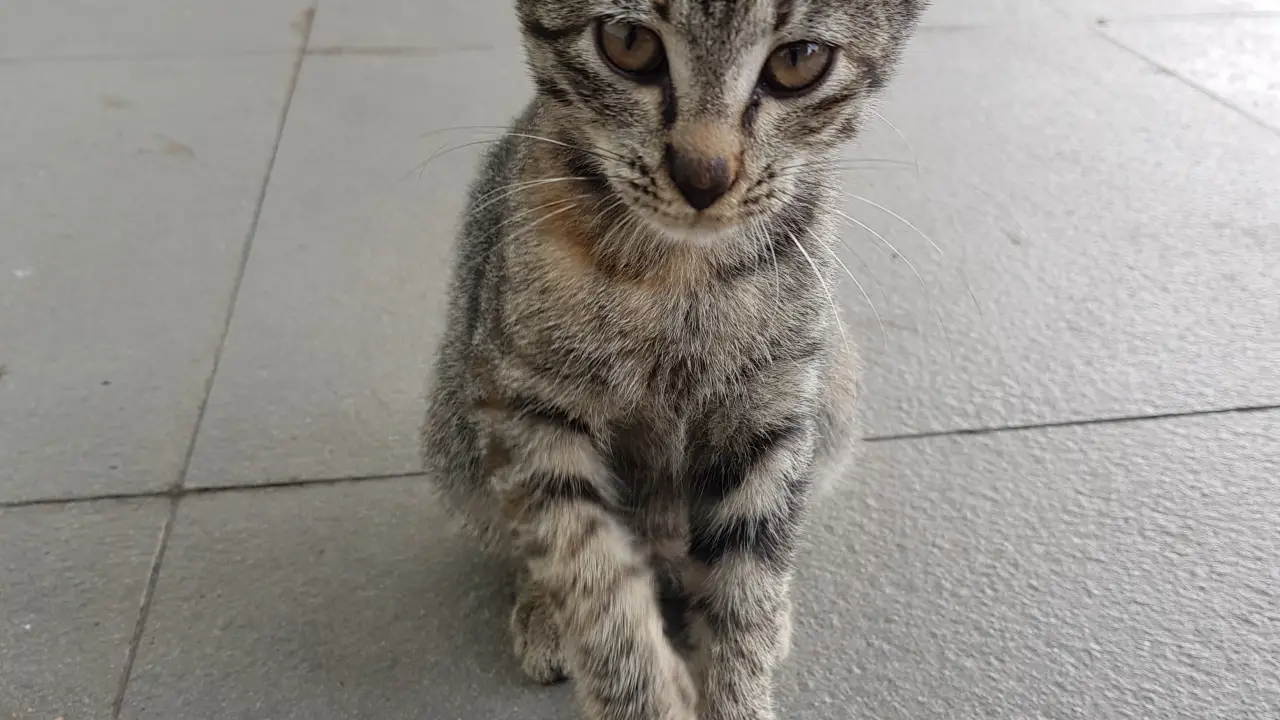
(1092, 28, 1280, 140)
(107, 6, 318, 717)
(1096, 10, 1280, 24)
(4, 11, 1277, 64)
(864, 402, 1280, 443)
(0, 44, 495, 63)
(1, 471, 425, 510)
(108, 496, 177, 718)
(5, 403, 1278, 511)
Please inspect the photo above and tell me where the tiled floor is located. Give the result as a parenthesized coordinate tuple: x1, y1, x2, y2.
(1, 1, 1278, 718)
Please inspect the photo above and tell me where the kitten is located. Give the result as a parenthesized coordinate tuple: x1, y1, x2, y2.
(422, 1, 925, 719)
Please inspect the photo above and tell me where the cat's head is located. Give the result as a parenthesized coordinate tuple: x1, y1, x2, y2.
(517, 0, 924, 240)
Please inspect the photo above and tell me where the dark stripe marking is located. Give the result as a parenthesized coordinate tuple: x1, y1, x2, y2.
(735, 338, 825, 385)
(520, 16, 584, 44)
(742, 90, 761, 131)
(506, 393, 593, 435)
(660, 79, 678, 129)
(524, 471, 606, 513)
(560, 146, 613, 198)
(806, 86, 859, 120)
(691, 416, 808, 499)
(689, 495, 804, 569)
(533, 72, 572, 105)
(863, 61, 887, 91)
(654, 0, 671, 22)
(775, 0, 794, 30)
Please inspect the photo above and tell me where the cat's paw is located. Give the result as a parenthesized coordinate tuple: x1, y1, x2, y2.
(664, 653, 699, 720)
(510, 583, 567, 685)
(701, 711, 775, 720)
(699, 699, 776, 720)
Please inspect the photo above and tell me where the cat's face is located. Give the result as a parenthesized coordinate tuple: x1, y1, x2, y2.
(518, 0, 923, 240)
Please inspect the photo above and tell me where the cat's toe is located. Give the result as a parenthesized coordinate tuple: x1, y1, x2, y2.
(510, 587, 568, 685)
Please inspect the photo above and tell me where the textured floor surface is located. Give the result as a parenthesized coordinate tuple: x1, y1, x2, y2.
(2, 1, 1279, 718)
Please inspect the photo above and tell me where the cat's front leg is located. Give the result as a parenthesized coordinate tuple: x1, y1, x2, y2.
(486, 399, 697, 720)
(685, 415, 815, 720)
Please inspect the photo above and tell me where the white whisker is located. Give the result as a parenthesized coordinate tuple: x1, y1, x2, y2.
(466, 177, 590, 219)
(504, 202, 582, 243)
(845, 193, 981, 316)
(789, 232, 849, 355)
(830, 207, 954, 362)
(500, 132, 628, 164)
(773, 157, 915, 180)
(489, 195, 587, 235)
(809, 228, 887, 350)
(406, 138, 505, 181)
(418, 124, 517, 139)
(869, 108, 920, 179)
(845, 193, 942, 255)
(408, 129, 627, 183)
(761, 218, 782, 314)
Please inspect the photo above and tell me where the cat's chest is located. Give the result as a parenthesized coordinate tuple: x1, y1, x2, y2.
(507, 229, 824, 408)
(591, 281, 799, 401)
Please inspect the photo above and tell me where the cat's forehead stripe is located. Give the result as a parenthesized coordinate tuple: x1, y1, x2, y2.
(775, 0, 794, 30)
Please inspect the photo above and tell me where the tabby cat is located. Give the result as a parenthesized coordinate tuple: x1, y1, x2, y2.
(422, 1, 925, 718)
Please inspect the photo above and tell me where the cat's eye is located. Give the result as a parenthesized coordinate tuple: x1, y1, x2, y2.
(598, 21, 666, 78)
(761, 41, 834, 95)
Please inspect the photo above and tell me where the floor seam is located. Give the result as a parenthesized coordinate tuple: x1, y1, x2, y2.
(1095, 10, 1280, 24)
(0, 472, 424, 510)
(168, 4, 316, 498)
(5, 403, 1279, 510)
(1092, 28, 1280, 140)
(106, 5, 318, 717)
(109, 495, 178, 718)
(864, 402, 1280, 443)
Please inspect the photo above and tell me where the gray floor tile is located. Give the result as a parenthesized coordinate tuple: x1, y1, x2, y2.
(310, 0, 1057, 45)
(183, 52, 532, 488)
(123, 411, 1279, 719)
(309, 0, 519, 51)
(0, 0, 312, 60)
(189, 21, 1280, 483)
(118, 477, 574, 720)
(1051, 0, 1280, 19)
(1102, 17, 1280, 130)
(0, 58, 295, 502)
(0, 499, 168, 720)
(920, 0, 1066, 27)
(783, 408, 1280, 719)
(827, 24, 1280, 435)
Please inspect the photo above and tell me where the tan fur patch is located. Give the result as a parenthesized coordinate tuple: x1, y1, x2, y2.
(670, 122, 743, 181)
(519, 152, 716, 294)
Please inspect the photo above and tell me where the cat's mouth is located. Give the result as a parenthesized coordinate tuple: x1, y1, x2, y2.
(630, 203, 747, 243)
(609, 177, 753, 241)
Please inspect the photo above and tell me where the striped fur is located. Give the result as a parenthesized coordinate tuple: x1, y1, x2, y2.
(422, 2, 923, 718)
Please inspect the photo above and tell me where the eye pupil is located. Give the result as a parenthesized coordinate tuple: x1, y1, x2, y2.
(598, 21, 666, 78)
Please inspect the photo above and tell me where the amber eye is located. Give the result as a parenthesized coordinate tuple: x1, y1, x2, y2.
(598, 21, 666, 77)
(761, 41, 834, 94)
